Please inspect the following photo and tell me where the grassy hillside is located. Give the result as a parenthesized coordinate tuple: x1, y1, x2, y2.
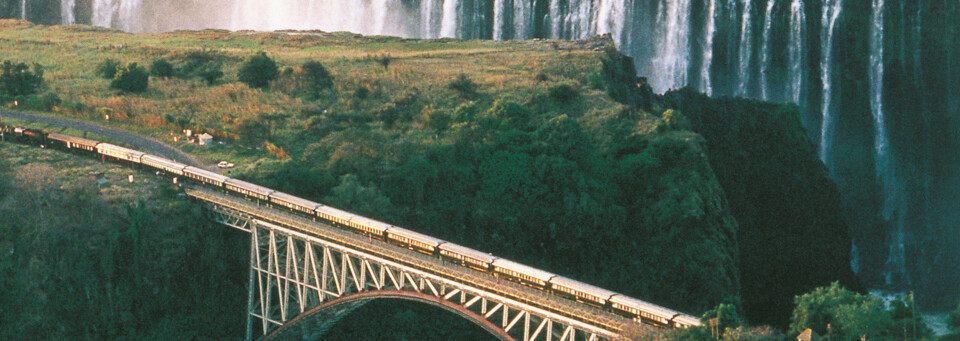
(0, 18, 739, 329)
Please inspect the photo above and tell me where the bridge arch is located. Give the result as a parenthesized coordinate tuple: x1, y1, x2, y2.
(264, 290, 512, 341)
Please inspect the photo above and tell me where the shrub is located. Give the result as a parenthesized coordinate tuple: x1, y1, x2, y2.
(0, 61, 44, 97)
(448, 74, 477, 98)
(196, 62, 224, 85)
(548, 83, 578, 103)
(238, 52, 278, 89)
(95, 59, 119, 79)
(111, 63, 149, 94)
(150, 58, 174, 79)
(303, 61, 333, 92)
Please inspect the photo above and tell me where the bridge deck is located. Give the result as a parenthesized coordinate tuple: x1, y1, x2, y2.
(185, 186, 645, 335)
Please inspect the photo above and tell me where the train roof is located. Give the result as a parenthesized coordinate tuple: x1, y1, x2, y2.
(492, 258, 556, 282)
(315, 205, 355, 221)
(608, 294, 679, 320)
(183, 166, 229, 183)
(438, 243, 498, 263)
(141, 154, 188, 171)
(224, 178, 275, 197)
(346, 215, 392, 233)
(671, 314, 702, 327)
(269, 191, 321, 210)
(549, 276, 618, 300)
(47, 133, 100, 147)
(97, 142, 145, 157)
(386, 226, 444, 247)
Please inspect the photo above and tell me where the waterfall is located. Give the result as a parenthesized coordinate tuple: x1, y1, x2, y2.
(595, 0, 626, 43)
(647, 0, 691, 93)
(20, 0, 26, 20)
(493, 0, 506, 40)
(514, 0, 531, 40)
(787, 0, 805, 103)
(759, 0, 775, 100)
(92, 0, 118, 28)
(819, 0, 842, 163)
(736, 0, 754, 97)
(549, 0, 561, 39)
(420, 0, 436, 38)
(700, 0, 717, 95)
(61, 0, 76, 25)
(440, 0, 458, 38)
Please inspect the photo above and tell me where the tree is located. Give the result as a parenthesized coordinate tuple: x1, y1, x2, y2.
(96, 59, 119, 79)
(302, 60, 332, 97)
(790, 282, 860, 336)
(238, 52, 278, 89)
(196, 62, 224, 85)
(111, 63, 149, 93)
(150, 58, 174, 79)
(0, 60, 44, 97)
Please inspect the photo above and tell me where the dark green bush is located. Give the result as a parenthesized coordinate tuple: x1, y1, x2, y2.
(548, 83, 578, 103)
(196, 62, 224, 85)
(150, 58, 175, 79)
(238, 52, 278, 89)
(0, 61, 44, 97)
(447, 74, 477, 98)
(95, 59, 119, 79)
(111, 63, 149, 94)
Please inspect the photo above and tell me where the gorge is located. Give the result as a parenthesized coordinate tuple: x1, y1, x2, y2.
(3, 0, 958, 319)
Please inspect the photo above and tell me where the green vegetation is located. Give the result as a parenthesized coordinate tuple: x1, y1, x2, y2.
(0, 60, 43, 96)
(237, 51, 278, 89)
(789, 283, 930, 341)
(95, 58, 119, 79)
(662, 88, 862, 326)
(110, 62, 149, 93)
(149, 58, 174, 79)
(0, 143, 247, 339)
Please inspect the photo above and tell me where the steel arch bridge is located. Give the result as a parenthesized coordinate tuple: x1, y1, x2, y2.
(188, 187, 655, 341)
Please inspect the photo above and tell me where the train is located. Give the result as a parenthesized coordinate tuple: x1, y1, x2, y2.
(1, 123, 702, 329)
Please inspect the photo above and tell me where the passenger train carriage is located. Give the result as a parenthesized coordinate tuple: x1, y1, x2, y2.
(550, 276, 618, 308)
(0, 124, 702, 330)
(269, 191, 321, 214)
(97, 143, 145, 163)
(47, 133, 99, 152)
(141, 154, 188, 175)
(225, 178, 274, 201)
(386, 227, 444, 255)
(492, 258, 555, 289)
(438, 243, 497, 271)
(183, 166, 228, 187)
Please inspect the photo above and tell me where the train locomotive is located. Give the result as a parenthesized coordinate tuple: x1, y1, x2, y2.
(2, 123, 702, 329)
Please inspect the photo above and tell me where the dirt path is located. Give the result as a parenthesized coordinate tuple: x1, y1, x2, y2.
(1, 110, 211, 170)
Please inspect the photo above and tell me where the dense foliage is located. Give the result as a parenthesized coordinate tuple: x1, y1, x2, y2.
(95, 59, 119, 79)
(662, 88, 862, 327)
(110, 62, 149, 93)
(0, 60, 43, 97)
(238, 52, 278, 89)
(789, 282, 929, 340)
(0, 145, 247, 339)
(149, 58, 174, 79)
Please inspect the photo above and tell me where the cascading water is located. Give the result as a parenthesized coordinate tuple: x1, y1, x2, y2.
(819, 0, 842, 163)
(787, 0, 805, 103)
(61, 0, 76, 25)
(92, 0, 118, 28)
(736, 0, 754, 97)
(441, 0, 458, 38)
(699, 0, 717, 95)
(493, 0, 506, 40)
(759, 0, 775, 100)
(649, 0, 691, 93)
(20, 0, 26, 20)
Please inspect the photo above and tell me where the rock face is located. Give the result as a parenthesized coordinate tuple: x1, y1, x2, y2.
(662, 88, 862, 327)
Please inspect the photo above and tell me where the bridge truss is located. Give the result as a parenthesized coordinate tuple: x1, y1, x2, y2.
(201, 195, 630, 341)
